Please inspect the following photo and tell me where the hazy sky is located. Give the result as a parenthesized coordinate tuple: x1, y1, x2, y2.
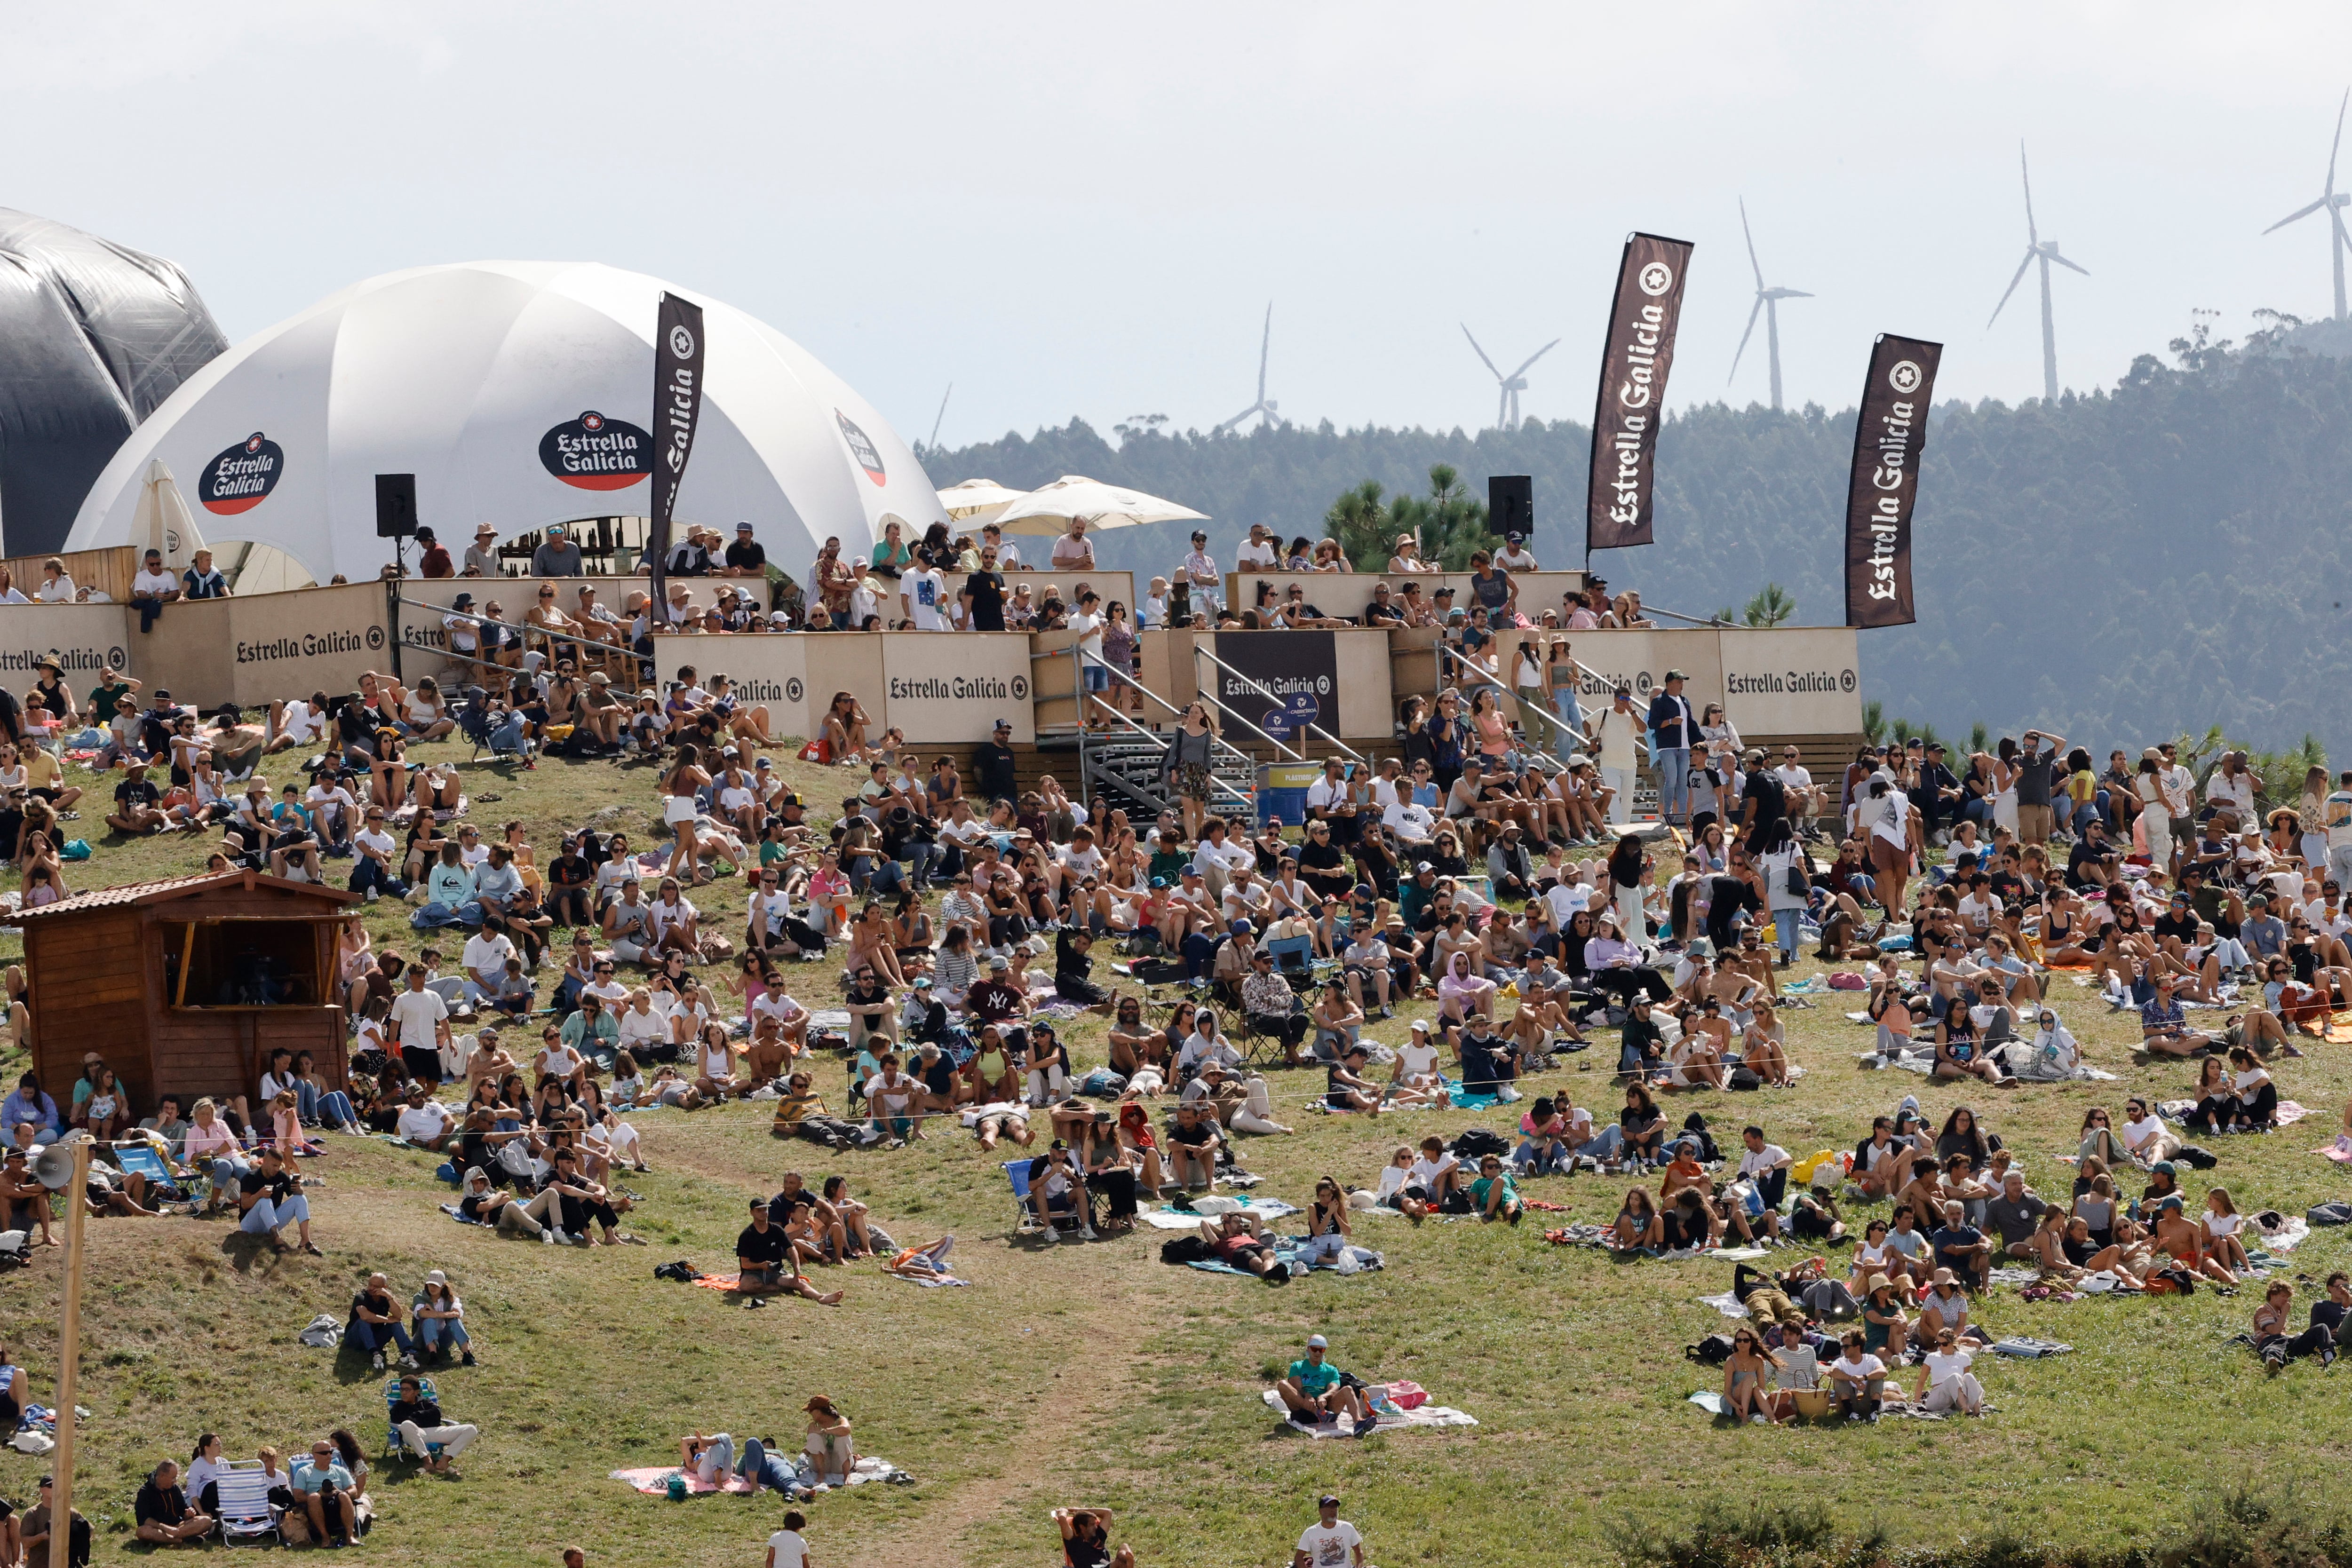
(12, 3, 2352, 451)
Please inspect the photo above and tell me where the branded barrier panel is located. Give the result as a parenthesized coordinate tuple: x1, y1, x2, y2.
(881, 632, 1034, 744)
(1224, 570, 1591, 626)
(0, 604, 136, 693)
(1027, 628, 1081, 728)
(143, 600, 236, 708)
(1135, 629, 1200, 712)
(225, 581, 395, 708)
(1715, 627, 1863, 736)
(1203, 628, 1394, 743)
(653, 631, 809, 737)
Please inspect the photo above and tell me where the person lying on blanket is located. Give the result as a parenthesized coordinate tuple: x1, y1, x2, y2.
(1198, 1211, 1291, 1283)
(1276, 1333, 1375, 1435)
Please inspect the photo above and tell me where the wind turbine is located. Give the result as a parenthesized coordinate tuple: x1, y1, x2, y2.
(927, 382, 952, 449)
(1461, 325, 1560, 429)
(1213, 303, 1280, 433)
(1727, 198, 1812, 412)
(2262, 88, 2352, 322)
(1987, 142, 2089, 404)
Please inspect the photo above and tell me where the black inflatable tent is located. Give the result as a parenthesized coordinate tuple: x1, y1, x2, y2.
(0, 209, 227, 556)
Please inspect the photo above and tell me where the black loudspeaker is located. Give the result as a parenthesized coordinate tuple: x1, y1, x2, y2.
(1488, 475, 1533, 536)
(374, 473, 418, 539)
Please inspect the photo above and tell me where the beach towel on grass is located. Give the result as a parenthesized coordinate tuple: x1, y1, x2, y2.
(1140, 1198, 1297, 1230)
(439, 1204, 486, 1226)
(612, 1455, 911, 1496)
(1189, 1243, 1381, 1278)
(1258, 1388, 1477, 1435)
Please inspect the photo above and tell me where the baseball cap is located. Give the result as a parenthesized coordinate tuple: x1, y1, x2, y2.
(1306, 1333, 1328, 1349)
(1663, 667, 1687, 681)
(993, 718, 1010, 732)
(1230, 919, 1254, 934)
(736, 521, 754, 532)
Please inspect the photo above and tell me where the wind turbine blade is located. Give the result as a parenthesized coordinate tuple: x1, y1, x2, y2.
(2333, 201, 2352, 255)
(1987, 250, 2034, 328)
(1460, 324, 1504, 381)
(1779, 289, 1815, 300)
(1256, 303, 1271, 403)
(1508, 338, 1563, 379)
(2331, 87, 2348, 196)
(2265, 197, 2328, 233)
(1740, 197, 1764, 290)
(928, 382, 953, 449)
(2019, 142, 2038, 247)
(2048, 252, 2090, 277)
(1728, 296, 1764, 382)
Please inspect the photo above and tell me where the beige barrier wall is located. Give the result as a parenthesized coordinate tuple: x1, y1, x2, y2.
(1028, 629, 1081, 729)
(225, 582, 396, 708)
(1331, 627, 1395, 738)
(1389, 625, 1441, 710)
(992, 570, 1134, 618)
(143, 601, 236, 708)
(1716, 628, 1863, 736)
(1137, 629, 1201, 711)
(1224, 569, 1591, 625)
(882, 632, 1035, 743)
(651, 631, 810, 737)
(0, 605, 136, 692)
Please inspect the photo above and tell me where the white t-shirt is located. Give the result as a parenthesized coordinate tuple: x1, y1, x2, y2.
(1407, 1153, 1457, 1190)
(767, 1530, 810, 1568)
(396, 1103, 450, 1143)
(1590, 706, 1640, 770)
(1060, 843, 1105, 880)
(1067, 608, 1104, 659)
(1955, 892, 2001, 933)
(649, 895, 698, 939)
(1398, 1041, 1440, 1078)
(355, 826, 397, 862)
(387, 986, 449, 1042)
(1236, 536, 1279, 569)
(2122, 1113, 2166, 1155)
(1296, 1520, 1363, 1568)
(1543, 880, 1592, 927)
(133, 567, 177, 597)
(279, 700, 326, 744)
(1831, 1352, 1885, 1384)
(1868, 790, 1912, 850)
(1774, 763, 1814, 793)
(1921, 1347, 1973, 1388)
(902, 567, 949, 631)
(461, 932, 516, 981)
(1738, 1144, 1791, 1180)
(618, 1006, 667, 1049)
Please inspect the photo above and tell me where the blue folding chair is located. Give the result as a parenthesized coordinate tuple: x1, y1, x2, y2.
(111, 1142, 191, 1204)
(382, 1373, 444, 1464)
(1004, 1158, 1094, 1239)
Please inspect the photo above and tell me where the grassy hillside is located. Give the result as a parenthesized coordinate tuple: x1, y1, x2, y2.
(7, 739, 2352, 1567)
(927, 329, 2352, 761)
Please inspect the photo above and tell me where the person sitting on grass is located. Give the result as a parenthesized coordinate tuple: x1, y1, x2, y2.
(239, 1147, 321, 1255)
(1166, 1101, 1223, 1188)
(736, 1198, 845, 1305)
(1198, 1210, 1290, 1283)
(1827, 1329, 1887, 1423)
(413, 1270, 476, 1367)
(1322, 1045, 1383, 1116)
(1471, 1153, 1523, 1225)
(388, 1373, 478, 1479)
(133, 1457, 213, 1546)
(1277, 1332, 1376, 1436)
(1721, 1326, 1786, 1426)
(348, 1271, 419, 1373)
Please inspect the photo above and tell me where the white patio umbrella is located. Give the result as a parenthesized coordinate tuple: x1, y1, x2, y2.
(129, 458, 207, 570)
(988, 474, 1208, 536)
(937, 477, 1028, 522)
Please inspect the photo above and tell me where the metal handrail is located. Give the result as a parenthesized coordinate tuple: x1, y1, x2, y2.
(1028, 644, 1253, 814)
(1434, 640, 1568, 776)
(1189, 643, 1365, 768)
(395, 595, 636, 668)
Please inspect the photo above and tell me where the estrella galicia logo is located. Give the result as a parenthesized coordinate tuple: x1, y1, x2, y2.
(106, 645, 127, 669)
(835, 410, 887, 487)
(1634, 671, 1654, 696)
(784, 677, 805, 704)
(1888, 361, 1923, 395)
(366, 626, 386, 651)
(198, 431, 284, 515)
(1839, 668, 1857, 692)
(1637, 260, 1675, 296)
(540, 411, 655, 491)
(1009, 675, 1029, 702)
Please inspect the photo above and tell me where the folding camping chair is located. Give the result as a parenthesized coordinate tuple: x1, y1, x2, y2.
(212, 1460, 279, 1546)
(1263, 935, 1317, 989)
(1004, 1158, 1095, 1240)
(382, 1373, 445, 1464)
(110, 1140, 191, 1204)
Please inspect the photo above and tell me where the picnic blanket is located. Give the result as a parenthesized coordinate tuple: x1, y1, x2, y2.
(2316, 1135, 2352, 1165)
(1257, 1388, 1477, 1436)
(611, 1455, 911, 1496)
(1140, 1198, 1298, 1229)
(1189, 1242, 1382, 1278)
(439, 1204, 486, 1227)
(1696, 1291, 1749, 1320)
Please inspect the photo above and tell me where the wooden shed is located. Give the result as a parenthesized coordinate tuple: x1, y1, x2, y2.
(6, 871, 360, 1117)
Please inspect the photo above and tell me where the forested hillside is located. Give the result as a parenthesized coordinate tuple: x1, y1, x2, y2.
(924, 332, 2352, 760)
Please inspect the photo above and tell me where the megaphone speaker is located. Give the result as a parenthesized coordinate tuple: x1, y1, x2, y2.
(32, 1131, 89, 1191)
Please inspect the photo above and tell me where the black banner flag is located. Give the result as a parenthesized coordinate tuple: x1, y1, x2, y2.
(1585, 232, 1694, 555)
(1843, 334, 1940, 629)
(648, 292, 707, 626)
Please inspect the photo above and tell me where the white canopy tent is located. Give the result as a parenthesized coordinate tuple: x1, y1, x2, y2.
(988, 474, 1207, 536)
(67, 261, 944, 582)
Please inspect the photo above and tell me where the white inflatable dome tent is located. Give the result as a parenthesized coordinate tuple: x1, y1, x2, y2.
(67, 261, 944, 583)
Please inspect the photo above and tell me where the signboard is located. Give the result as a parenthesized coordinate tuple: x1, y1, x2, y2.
(1210, 630, 1337, 744)
(1716, 627, 1862, 735)
(224, 582, 393, 706)
(880, 632, 1033, 744)
(663, 631, 809, 740)
(0, 606, 133, 686)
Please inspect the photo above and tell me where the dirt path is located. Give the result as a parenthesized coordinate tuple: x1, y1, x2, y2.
(849, 1289, 1156, 1568)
